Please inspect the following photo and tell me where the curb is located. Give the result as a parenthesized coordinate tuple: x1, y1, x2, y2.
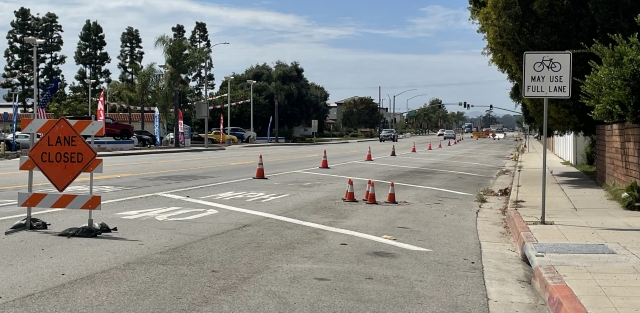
(97, 147, 225, 157)
(506, 149, 588, 313)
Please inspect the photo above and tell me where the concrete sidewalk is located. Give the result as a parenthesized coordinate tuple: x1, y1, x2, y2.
(507, 139, 640, 313)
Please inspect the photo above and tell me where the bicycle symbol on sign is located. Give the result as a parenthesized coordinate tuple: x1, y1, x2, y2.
(533, 56, 562, 72)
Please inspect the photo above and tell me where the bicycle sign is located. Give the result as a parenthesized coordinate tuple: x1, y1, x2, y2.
(523, 51, 572, 99)
(533, 57, 562, 72)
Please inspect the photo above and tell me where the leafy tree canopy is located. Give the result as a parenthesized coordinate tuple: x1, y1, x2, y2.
(580, 15, 640, 124)
(341, 97, 382, 129)
(469, 0, 640, 136)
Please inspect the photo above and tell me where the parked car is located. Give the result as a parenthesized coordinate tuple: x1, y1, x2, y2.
(379, 129, 397, 142)
(134, 130, 160, 146)
(436, 129, 446, 136)
(443, 130, 456, 140)
(65, 116, 134, 140)
(1, 138, 21, 151)
(5, 132, 41, 149)
(199, 130, 238, 144)
(212, 127, 256, 143)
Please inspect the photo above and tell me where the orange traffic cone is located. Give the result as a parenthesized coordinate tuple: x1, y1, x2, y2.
(253, 154, 267, 179)
(454, 139, 457, 145)
(343, 179, 357, 202)
(365, 146, 373, 161)
(476, 137, 478, 140)
(411, 142, 417, 153)
(363, 180, 371, 201)
(448, 140, 451, 146)
(385, 182, 398, 204)
(438, 142, 442, 148)
(498, 137, 500, 141)
(390, 145, 396, 156)
(319, 150, 330, 169)
(428, 142, 432, 150)
(342, 179, 350, 200)
(366, 181, 378, 204)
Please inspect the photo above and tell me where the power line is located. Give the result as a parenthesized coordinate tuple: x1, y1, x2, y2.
(325, 79, 508, 91)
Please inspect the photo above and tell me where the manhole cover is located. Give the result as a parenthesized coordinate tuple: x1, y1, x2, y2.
(532, 243, 615, 254)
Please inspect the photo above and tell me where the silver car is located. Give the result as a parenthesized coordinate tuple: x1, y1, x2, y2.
(443, 130, 456, 140)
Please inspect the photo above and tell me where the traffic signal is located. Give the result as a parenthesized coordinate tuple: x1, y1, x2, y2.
(490, 104, 493, 110)
(405, 118, 408, 123)
(467, 104, 470, 110)
(463, 101, 467, 109)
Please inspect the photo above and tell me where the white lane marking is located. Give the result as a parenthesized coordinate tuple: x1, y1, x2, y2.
(201, 191, 290, 202)
(159, 193, 431, 252)
(116, 207, 219, 221)
(0, 201, 17, 207)
(395, 156, 499, 168)
(296, 171, 472, 195)
(353, 161, 488, 177)
(0, 194, 155, 221)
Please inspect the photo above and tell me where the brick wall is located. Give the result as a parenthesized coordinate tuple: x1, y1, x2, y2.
(596, 123, 640, 186)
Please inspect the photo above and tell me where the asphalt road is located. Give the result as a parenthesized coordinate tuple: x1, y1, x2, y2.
(0, 133, 517, 313)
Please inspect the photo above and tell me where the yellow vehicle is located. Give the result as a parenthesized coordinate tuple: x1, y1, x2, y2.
(199, 130, 238, 144)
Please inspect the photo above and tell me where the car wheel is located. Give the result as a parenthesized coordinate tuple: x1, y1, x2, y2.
(120, 130, 132, 140)
(112, 135, 121, 140)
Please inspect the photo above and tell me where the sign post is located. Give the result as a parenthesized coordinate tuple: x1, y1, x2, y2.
(523, 51, 572, 224)
(311, 119, 318, 143)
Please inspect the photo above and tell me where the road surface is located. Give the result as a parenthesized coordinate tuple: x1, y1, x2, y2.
(0, 134, 518, 312)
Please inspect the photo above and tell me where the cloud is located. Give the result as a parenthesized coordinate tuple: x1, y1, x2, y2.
(374, 5, 475, 38)
(0, 0, 513, 110)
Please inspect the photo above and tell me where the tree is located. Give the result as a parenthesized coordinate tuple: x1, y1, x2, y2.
(1, 7, 42, 111)
(135, 63, 161, 130)
(172, 24, 186, 39)
(581, 15, 640, 124)
(39, 12, 66, 89)
(117, 26, 144, 86)
(188, 22, 215, 100)
(341, 97, 382, 129)
(74, 19, 112, 111)
(468, 0, 640, 136)
(481, 111, 498, 128)
(497, 114, 516, 129)
(155, 33, 207, 147)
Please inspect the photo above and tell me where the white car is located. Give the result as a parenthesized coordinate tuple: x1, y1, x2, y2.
(443, 130, 456, 140)
(436, 129, 446, 136)
(7, 132, 41, 149)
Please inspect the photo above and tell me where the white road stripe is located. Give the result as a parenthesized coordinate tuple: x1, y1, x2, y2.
(395, 156, 499, 167)
(354, 161, 488, 177)
(296, 171, 473, 195)
(159, 193, 431, 252)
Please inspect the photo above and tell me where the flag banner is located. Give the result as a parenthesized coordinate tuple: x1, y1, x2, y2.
(97, 89, 105, 121)
(219, 114, 224, 145)
(12, 95, 18, 150)
(178, 109, 184, 146)
(267, 116, 273, 142)
(154, 107, 160, 146)
(37, 77, 61, 119)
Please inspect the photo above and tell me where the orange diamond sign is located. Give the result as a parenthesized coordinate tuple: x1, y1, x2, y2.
(28, 118, 97, 192)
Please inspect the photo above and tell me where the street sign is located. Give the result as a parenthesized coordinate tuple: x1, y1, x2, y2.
(28, 118, 97, 192)
(522, 51, 572, 98)
(311, 120, 318, 132)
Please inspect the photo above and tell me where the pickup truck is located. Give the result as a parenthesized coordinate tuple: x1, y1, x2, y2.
(65, 116, 134, 140)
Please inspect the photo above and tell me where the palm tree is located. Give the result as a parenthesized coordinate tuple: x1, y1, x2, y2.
(135, 63, 161, 130)
(154, 34, 208, 147)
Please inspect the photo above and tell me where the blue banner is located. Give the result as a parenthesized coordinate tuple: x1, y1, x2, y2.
(154, 107, 160, 146)
(12, 95, 18, 151)
(267, 116, 273, 142)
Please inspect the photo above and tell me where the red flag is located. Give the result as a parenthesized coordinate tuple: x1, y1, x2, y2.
(220, 114, 224, 145)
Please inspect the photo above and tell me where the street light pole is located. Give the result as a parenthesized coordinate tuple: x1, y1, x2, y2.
(392, 88, 417, 130)
(224, 76, 234, 144)
(247, 80, 256, 134)
(24, 36, 44, 230)
(205, 42, 229, 148)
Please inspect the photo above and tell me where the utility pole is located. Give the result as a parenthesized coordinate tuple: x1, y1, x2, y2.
(204, 59, 209, 148)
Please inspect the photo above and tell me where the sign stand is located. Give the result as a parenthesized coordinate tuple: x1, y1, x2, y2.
(5, 117, 105, 235)
(523, 51, 572, 225)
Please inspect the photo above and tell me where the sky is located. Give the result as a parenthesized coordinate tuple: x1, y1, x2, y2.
(0, 0, 518, 117)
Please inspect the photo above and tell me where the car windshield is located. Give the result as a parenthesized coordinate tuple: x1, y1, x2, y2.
(381, 129, 394, 133)
(445, 130, 454, 134)
(439, 129, 445, 132)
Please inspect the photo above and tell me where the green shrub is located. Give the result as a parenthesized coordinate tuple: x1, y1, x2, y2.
(349, 133, 359, 138)
(583, 135, 596, 166)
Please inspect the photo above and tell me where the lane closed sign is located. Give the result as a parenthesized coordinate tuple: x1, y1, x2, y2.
(523, 51, 572, 99)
